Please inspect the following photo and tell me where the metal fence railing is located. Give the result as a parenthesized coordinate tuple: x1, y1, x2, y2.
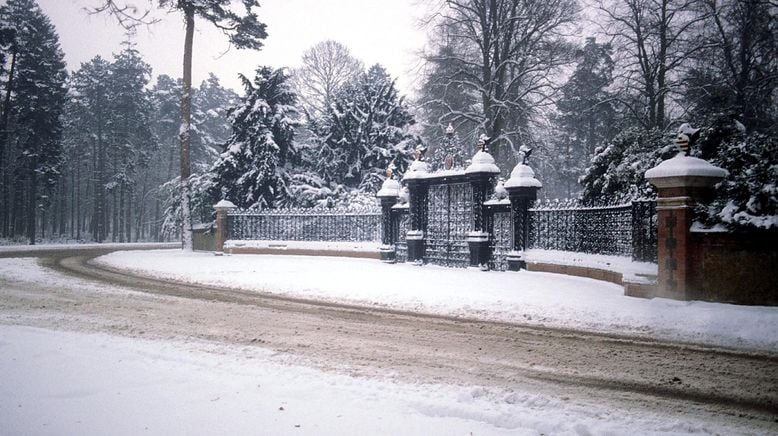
(528, 199, 657, 262)
(228, 207, 381, 242)
(225, 198, 657, 264)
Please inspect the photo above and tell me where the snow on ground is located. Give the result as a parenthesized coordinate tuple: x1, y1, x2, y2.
(0, 242, 178, 253)
(524, 249, 658, 283)
(0, 325, 739, 436)
(96, 250, 778, 352)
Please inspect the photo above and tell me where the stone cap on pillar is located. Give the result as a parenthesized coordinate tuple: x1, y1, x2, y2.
(213, 199, 237, 211)
(504, 163, 542, 189)
(645, 154, 728, 189)
(376, 178, 400, 198)
(403, 159, 430, 180)
(465, 150, 501, 174)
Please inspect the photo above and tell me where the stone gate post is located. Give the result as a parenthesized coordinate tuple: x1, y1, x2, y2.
(376, 172, 400, 263)
(503, 156, 542, 271)
(213, 199, 236, 255)
(404, 152, 430, 264)
(464, 141, 501, 268)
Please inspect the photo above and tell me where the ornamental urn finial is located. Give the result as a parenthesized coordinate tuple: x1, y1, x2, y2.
(675, 123, 700, 156)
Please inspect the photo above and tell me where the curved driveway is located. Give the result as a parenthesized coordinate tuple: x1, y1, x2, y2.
(1, 246, 776, 431)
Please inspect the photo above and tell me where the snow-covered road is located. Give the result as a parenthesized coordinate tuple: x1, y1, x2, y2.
(1, 247, 777, 434)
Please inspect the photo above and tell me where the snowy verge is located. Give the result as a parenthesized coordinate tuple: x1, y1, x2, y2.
(224, 240, 380, 253)
(0, 325, 741, 436)
(0, 242, 179, 253)
(94, 250, 778, 352)
(524, 249, 657, 283)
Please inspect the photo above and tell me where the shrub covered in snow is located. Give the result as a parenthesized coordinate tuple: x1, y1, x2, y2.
(579, 128, 675, 204)
(694, 115, 778, 230)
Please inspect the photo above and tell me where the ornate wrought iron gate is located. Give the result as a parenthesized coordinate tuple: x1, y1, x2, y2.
(425, 182, 473, 267)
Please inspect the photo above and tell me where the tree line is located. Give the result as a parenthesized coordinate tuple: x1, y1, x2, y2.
(1, 0, 775, 246)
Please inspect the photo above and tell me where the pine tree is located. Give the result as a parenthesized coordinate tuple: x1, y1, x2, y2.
(0, 0, 68, 244)
(96, 0, 268, 250)
(66, 56, 112, 241)
(191, 73, 238, 172)
(107, 40, 156, 242)
(310, 64, 416, 193)
(546, 38, 618, 198)
(209, 67, 298, 210)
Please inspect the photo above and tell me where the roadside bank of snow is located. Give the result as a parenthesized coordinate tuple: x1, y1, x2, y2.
(0, 325, 747, 436)
(95, 250, 778, 352)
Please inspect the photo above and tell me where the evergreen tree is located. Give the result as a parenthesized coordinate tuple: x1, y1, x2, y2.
(546, 38, 618, 197)
(107, 40, 156, 242)
(97, 0, 268, 250)
(191, 73, 238, 172)
(209, 67, 298, 210)
(66, 56, 112, 241)
(309, 64, 416, 193)
(0, 0, 68, 244)
(579, 128, 675, 204)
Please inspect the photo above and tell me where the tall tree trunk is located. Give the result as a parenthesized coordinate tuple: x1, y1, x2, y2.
(180, 5, 195, 251)
(125, 186, 132, 242)
(27, 171, 36, 245)
(119, 185, 125, 242)
(0, 49, 16, 237)
(95, 90, 106, 243)
(0, 48, 16, 179)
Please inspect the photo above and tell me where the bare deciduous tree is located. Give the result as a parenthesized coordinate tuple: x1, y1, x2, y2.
(595, 0, 709, 130)
(290, 40, 364, 118)
(419, 0, 579, 163)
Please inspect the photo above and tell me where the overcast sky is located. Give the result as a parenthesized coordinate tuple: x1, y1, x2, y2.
(37, 0, 430, 95)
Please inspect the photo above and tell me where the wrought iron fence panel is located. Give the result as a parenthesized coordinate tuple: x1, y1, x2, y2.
(228, 207, 381, 242)
(631, 200, 658, 262)
(529, 202, 647, 257)
(425, 182, 473, 267)
(392, 209, 410, 263)
(488, 210, 512, 271)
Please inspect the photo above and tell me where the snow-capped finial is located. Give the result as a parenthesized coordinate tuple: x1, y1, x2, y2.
(494, 178, 508, 200)
(405, 145, 430, 179)
(386, 161, 397, 179)
(414, 144, 427, 161)
(445, 123, 455, 136)
(518, 145, 532, 165)
(675, 123, 700, 156)
(477, 134, 490, 152)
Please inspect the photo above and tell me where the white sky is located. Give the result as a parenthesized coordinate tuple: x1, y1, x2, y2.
(37, 0, 430, 95)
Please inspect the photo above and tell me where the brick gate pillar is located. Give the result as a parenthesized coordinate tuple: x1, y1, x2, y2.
(213, 199, 236, 255)
(645, 132, 727, 300)
(404, 149, 430, 264)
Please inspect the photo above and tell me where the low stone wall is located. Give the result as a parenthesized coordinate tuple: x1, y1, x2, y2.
(688, 230, 778, 306)
(227, 246, 380, 259)
(526, 262, 624, 286)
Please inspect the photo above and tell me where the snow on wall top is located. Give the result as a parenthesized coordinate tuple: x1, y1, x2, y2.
(645, 154, 728, 180)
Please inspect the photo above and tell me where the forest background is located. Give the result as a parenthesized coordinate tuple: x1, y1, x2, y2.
(0, 0, 775, 245)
